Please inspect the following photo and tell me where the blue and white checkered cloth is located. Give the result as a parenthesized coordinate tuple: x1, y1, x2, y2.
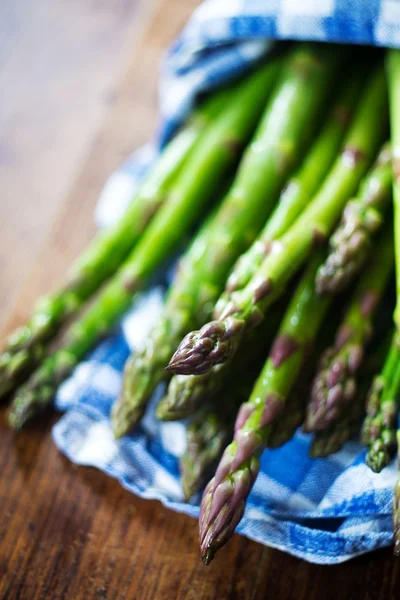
(53, 0, 400, 564)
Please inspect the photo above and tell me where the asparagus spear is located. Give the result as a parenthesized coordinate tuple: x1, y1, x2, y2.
(180, 375, 256, 501)
(305, 228, 394, 432)
(181, 338, 299, 500)
(112, 43, 344, 436)
(316, 143, 392, 294)
(387, 49, 400, 332)
(310, 393, 365, 457)
(361, 333, 400, 472)
(266, 325, 333, 451)
(169, 66, 388, 377)
(198, 253, 331, 564)
(214, 74, 363, 315)
(271, 306, 361, 454)
(0, 86, 230, 400)
(304, 325, 389, 458)
(6, 61, 282, 429)
(267, 390, 306, 449)
(310, 332, 390, 458)
(181, 407, 233, 502)
(310, 417, 355, 458)
(157, 368, 229, 423)
(156, 303, 283, 422)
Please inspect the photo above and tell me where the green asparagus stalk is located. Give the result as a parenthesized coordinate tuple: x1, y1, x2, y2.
(181, 407, 233, 502)
(169, 66, 387, 377)
(0, 87, 231, 400)
(112, 43, 345, 436)
(214, 74, 363, 315)
(156, 303, 283, 422)
(180, 375, 255, 501)
(394, 430, 400, 556)
(387, 49, 400, 332)
(362, 332, 400, 472)
(310, 418, 355, 458)
(305, 228, 393, 432)
(198, 253, 331, 564)
(362, 334, 399, 446)
(6, 61, 282, 430)
(181, 312, 276, 499)
(316, 143, 392, 294)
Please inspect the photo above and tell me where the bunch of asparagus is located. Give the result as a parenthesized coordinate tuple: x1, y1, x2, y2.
(2, 42, 400, 563)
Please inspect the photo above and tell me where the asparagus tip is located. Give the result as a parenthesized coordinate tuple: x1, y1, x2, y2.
(167, 352, 212, 376)
(155, 398, 179, 421)
(394, 498, 400, 556)
(366, 444, 391, 473)
(112, 424, 125, 440)
(111, 413, 135, 440)
(0, 380, 14, 402)
(182, 484, 195, 503)
(111, 391, 149, 438)
(167, 330, 207, 375)
(394, 523, 400, 558)
(201, 547, 215, 566)
(7, 410, 23, 431)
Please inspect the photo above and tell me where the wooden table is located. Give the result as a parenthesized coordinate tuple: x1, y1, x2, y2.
(0, 1, 399, 597)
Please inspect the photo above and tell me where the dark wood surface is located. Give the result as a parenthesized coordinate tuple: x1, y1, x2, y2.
(0, 1, 399, 598)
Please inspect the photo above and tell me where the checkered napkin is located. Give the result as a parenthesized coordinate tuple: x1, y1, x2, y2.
(53, 0, 400, 563)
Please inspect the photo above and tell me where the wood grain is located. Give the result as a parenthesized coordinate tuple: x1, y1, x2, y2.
(0, 1, 400, 598)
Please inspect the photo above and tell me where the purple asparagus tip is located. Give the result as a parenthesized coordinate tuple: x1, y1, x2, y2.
(168, 318, 245, 375)
(199, 455, 259, 564)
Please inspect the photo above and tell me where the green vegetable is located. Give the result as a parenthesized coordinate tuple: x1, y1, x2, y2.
(310, 330, 391, 458)
(267, 390, 305, 449)
(386, 47, 400, 554)
(316, 143, 392, 294)
(169, 66, 387, 377)
(387, 49, 400, 332)
(7, 61, 281, 429)
(112, 43, 344, 436)
(362, 333, 400, 473)
(198, 252, 331, 564)
(0, 85, 232, 399)
(180, 374, 255, 501)
(156, 304, 282, 422)
(215, 73, 363, 316)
